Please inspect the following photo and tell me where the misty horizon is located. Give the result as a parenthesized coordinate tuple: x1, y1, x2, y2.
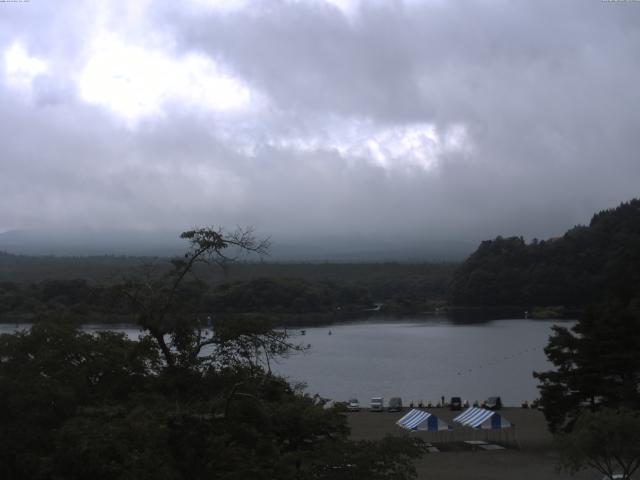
(0, 226, 477, 261)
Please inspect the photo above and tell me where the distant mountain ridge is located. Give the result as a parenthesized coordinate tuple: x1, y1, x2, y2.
(451, 198, 640, 307)
(0, 229, 474, 261)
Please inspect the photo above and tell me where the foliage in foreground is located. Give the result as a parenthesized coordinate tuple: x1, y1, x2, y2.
(557, 408, 640, 480)
(0, 227, 426, 480)
(0, 321, 424, 480)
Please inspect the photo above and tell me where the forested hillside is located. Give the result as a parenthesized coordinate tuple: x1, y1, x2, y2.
(0, 255, 455, 322)
(451, 199, 640, 307)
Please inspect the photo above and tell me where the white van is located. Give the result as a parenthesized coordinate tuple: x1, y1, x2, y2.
(370, 396, 384, 412)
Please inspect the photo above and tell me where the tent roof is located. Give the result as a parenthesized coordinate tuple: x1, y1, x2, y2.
(453, 407, 511, 429)
(396, 409, 450, 432)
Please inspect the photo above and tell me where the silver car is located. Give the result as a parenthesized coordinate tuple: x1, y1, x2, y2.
(347, 398, 361, 411)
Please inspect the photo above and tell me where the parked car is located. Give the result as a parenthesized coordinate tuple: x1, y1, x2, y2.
(388, 397, 403, 412)
(370, 396, 384, 412)
(484, 396, 503, 410)
(347, 398, 361, 411)
(450, 397, 462, 410)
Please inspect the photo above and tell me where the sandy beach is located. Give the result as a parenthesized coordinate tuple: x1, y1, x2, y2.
(347, 408, 596, 480)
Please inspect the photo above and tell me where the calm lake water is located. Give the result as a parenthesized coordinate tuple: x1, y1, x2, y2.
(0, 317, 570, 407)
(273, 317, 570, 407)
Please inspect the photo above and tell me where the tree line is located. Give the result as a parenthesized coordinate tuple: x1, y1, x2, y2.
(451, 199, 640, 309)
(0, 277, 371, 321)
(0, 263, 454, 324)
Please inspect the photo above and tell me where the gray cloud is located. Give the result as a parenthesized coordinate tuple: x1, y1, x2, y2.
(0, 0, 639, 257)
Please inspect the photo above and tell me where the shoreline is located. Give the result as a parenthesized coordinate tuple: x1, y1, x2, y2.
(346, 408, 593, 479)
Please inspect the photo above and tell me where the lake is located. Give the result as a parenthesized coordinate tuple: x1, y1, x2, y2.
(0, 316, 570, 407)
(273, 317, 570, 407)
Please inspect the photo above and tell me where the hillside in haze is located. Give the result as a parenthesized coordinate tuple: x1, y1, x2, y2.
(0, 229, 474, 262)
(451, 199, 640, 308)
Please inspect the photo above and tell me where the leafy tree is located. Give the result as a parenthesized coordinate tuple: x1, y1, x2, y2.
(557, 408, 640, 480)
(0, 321, 159, 480)
(451, 198, 640, 308)
(534, 295, 640, 433)
(0, 227, 426, 480)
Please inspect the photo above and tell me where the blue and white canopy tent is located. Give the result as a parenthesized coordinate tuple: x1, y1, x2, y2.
(453, 407, 517, 446)
(453, 407, 511, 429)
(396, 409, 452, 445)
(397, 409, 451, 432)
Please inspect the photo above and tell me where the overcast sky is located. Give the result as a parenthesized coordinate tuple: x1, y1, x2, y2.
(1, 0, 639, 255)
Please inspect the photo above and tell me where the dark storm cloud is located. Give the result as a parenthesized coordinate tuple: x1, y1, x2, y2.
(163, 0, 640, 235)
(1, 0, 639, 256)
